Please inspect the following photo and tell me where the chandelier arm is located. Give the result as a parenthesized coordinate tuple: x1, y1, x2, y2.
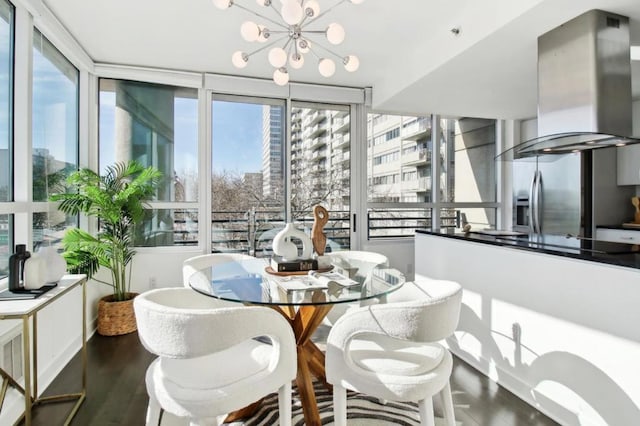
(301, 0, 347, 29)
(308, 39, 344, 60)
(306, 44, 321, 60)
(234, 2, 289, 30)
(282, 37, 293, 52)
(246, 34, 290, 57)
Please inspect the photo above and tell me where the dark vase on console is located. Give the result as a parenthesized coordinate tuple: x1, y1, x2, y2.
(8, 244, 31, 292)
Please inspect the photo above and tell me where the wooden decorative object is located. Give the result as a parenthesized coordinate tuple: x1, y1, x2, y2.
(632, 196, 640, 224)
(311, 205, 329, 256)
(97, 293, 139, 336)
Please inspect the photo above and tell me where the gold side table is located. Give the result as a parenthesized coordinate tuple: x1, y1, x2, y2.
(0, 274, 87, 425)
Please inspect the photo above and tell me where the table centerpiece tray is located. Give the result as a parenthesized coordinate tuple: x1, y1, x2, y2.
(264, 265, 333, 276)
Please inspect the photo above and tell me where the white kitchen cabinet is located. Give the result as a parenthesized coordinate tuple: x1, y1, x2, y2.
(617, 144, 640, 185)
(596, 227, 640, 243)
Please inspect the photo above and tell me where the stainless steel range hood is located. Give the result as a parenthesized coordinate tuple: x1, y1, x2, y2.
(499, 9, 639, 160)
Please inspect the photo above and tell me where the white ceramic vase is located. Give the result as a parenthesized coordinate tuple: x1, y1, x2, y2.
(38, 246, 67, 283)
(23, 253, 45, 290)
(272, 223, 313, 261)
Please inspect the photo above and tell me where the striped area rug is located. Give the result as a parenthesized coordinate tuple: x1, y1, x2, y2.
(161, 381, 454, 425)
(226, 381, 423, 426)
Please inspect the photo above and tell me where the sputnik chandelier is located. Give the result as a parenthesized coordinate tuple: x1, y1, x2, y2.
(212, 0, 364, 85)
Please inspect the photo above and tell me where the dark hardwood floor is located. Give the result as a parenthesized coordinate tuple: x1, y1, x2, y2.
(25, 328, 559, 426)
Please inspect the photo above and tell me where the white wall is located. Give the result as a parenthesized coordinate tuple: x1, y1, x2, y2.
(416, 232, 640, 426)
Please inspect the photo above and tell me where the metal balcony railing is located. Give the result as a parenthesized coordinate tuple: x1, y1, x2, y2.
(367, 208, 460, 239)
(133, 207, 465, 250)
(210, 209, 351, 256)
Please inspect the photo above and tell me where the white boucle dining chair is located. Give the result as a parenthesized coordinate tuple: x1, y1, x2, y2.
(325, 278, 463, 426)
(134, 287, 297, 426)
(323, 250, 389, 325)
(182, 253, 255, 288)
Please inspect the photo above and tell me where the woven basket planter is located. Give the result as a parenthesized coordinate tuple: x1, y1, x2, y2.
(97, 293, 139, 336)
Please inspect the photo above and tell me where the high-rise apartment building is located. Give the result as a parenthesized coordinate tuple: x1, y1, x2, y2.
(367, 114, 433, 203)
(261, 109, 439, 213)
(261, 105, 283, 200)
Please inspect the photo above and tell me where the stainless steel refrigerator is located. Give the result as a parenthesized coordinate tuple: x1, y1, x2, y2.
(512, 149, 633, 238)
(513, 154, 583, 236)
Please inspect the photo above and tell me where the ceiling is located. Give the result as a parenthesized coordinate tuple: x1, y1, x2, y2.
(42, 0, 640, 120)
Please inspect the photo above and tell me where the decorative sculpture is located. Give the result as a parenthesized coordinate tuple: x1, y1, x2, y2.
(272, 223, 313, 261)
(311, 205, 329, 256)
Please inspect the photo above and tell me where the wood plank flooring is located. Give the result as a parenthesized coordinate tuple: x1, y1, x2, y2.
(23, 328, 559, 426)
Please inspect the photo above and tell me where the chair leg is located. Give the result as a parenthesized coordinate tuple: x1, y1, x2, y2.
(418, 397, 435, 426)
(440, 381, 456, 426)
(146, 397, 162, 426)
(332, 384, 347, 426)
(278, 381, 292, 426)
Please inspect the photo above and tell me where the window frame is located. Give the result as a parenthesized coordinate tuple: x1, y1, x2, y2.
(0, 0, 14, 279)
(366, 112, 500, 239)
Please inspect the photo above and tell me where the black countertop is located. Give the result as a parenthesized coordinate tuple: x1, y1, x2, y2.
(597, 224, 640, 231)
(416, 229, 640, 270)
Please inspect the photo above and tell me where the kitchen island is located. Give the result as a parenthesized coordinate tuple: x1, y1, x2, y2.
(415, 230, 640, 426)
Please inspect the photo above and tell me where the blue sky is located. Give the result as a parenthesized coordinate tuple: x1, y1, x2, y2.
(211, 101, 263, 175)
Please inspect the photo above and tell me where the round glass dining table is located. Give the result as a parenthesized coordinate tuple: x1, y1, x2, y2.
(188, 255, 405, 426)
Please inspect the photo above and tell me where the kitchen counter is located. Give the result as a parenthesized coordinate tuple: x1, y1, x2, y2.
(415, 230, 640, 425)
(597, 224, 640, 231)
(416, 229, 640, 270)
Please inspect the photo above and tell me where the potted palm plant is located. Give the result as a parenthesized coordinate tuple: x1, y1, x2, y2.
(51, 161, 161, 336)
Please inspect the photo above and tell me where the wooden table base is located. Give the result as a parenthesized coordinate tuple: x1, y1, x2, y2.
(225, 299, 334, 426)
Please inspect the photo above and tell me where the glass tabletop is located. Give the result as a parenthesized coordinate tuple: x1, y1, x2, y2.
(188, 256, 405, 306)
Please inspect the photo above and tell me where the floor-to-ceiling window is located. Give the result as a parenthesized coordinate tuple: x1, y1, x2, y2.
(209, 96, 354, 255)
(290, 102, 350, 250)
(99, 79, 199, 247)
(211, 95, 286, 256)
(366, 113, 497, 238)
(439, 117, 497, 229)
(0, 0, 12, 277)
(366, 113, 433, 237)
(31, 29, 79, 249)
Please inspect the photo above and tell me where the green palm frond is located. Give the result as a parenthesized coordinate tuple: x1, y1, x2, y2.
(50, 160, 161, 300)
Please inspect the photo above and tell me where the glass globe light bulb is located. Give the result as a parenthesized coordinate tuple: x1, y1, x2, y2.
(212, 0, 232, 10)
(343, 55, 359, 72)
(350, 0, 365, 4)
(304, 0, 320, 18)
(232, 51, 249, 68)
(256, 0, 271, 6)
(326, 23, 345, 45)
(318, 58, 336, 77)
(240, 21, 260, 42)
(268, 47, 287, 68)
(289, 52, 305, 69)
(281, 0, 303, 25)
(273, 68, 290, 86)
